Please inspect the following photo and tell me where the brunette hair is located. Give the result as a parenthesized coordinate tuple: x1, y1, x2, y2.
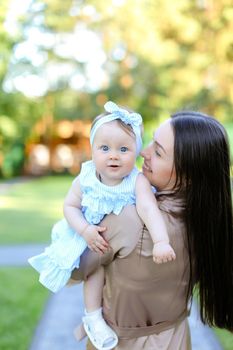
(171, 111, 233, 331)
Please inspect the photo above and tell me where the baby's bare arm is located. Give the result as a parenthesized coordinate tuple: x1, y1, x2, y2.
(63, 177, 87, 233)
(135, 173, 176, 263)
(63, 177, 109, 253)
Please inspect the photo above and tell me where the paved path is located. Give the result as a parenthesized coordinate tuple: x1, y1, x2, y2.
(0, 244, 223, 350)
(29, 283, 87, 350)
(0, 244, 47, 266)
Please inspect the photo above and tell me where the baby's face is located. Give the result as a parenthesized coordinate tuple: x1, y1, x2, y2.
(92, 120, 137, 186)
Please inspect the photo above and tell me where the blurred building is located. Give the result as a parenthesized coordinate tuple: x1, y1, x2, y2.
(25, 119, 91, 176)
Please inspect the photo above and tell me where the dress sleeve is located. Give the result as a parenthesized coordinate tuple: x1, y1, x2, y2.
(71, 205, 143, 281)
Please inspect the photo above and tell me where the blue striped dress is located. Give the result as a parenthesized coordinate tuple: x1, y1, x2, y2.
(28, 160, 139, 292)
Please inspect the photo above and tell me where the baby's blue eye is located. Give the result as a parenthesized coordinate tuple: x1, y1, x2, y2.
(120, 146, 128, 152)
(101, 145, 109, 152)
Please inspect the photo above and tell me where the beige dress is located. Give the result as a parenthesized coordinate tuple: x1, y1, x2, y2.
(72, 191, 192, 349)
(86, 319, 191, 350)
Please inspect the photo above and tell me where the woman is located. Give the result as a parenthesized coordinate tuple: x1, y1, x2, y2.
(72, 111, 233, 349)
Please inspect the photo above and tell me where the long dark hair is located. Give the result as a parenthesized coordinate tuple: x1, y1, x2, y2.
(171, 111, 233, 331)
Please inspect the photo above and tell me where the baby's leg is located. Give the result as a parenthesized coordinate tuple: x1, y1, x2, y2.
(81, 266, 118, 349)
(84, 266, 104, 312)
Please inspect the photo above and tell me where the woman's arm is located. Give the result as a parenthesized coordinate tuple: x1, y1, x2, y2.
(63, 177, 108, 253)
(135, 173, 176, 263)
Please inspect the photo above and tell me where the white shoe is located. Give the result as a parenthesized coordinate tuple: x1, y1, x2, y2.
(82, 313, 118, 350)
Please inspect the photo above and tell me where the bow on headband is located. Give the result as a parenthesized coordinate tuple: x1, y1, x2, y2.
(90, 101, 143, 155)
(104, 101, 142, 128)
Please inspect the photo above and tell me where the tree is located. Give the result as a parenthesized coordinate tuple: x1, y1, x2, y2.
(1, 0, 233, 177)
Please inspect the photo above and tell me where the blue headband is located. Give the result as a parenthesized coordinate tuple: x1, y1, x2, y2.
(90, 101, 143, 155)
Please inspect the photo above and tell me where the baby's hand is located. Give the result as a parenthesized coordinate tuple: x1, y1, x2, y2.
(81, 225, 109, 254)
(153, 241, 176, 264)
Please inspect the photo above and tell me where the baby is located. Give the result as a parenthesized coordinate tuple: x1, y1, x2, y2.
(29, 101, 176, 350)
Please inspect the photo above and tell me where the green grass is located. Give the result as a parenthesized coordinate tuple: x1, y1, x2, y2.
(193, 288, 233, 350)
(0, 175, 73, 244)
(0, 176, 72, 349)
(0, 267, 49, 350)
(214, 328, 233, 350)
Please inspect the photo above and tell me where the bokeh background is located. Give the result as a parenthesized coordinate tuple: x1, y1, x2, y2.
(0, 1, 233, 349)
(0, 0, 233, 178)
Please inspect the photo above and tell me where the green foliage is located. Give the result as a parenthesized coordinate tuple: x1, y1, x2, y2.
(0, 115, 18, 138)
(0, 0, 17, 83)
(0, 267, 49, 350)
(1, 0, 233, 177)
(225, 123, 233, 157)
(1, 143, 25, 178)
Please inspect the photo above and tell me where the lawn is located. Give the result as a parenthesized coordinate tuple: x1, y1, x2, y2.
(0, 175, 73, 244)
(0, 175, 72, 349)
(0, 267, 49, 350)
(214, 328, 233, 350)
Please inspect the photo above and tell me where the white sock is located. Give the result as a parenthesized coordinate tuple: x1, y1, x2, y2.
(84, 307, 102, 319)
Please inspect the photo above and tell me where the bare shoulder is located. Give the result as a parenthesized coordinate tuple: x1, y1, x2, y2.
(64, 175, 82, 205)
(135, 172, 151, 188)
(135, 172, 154, 199)
(71, 175, 81, 189)
(69, 176, 82, 195)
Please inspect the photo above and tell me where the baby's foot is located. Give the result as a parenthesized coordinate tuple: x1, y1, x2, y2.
(82, 309, 118, 350)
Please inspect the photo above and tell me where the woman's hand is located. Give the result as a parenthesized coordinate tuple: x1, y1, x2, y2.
(81, 225, 109, 254)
